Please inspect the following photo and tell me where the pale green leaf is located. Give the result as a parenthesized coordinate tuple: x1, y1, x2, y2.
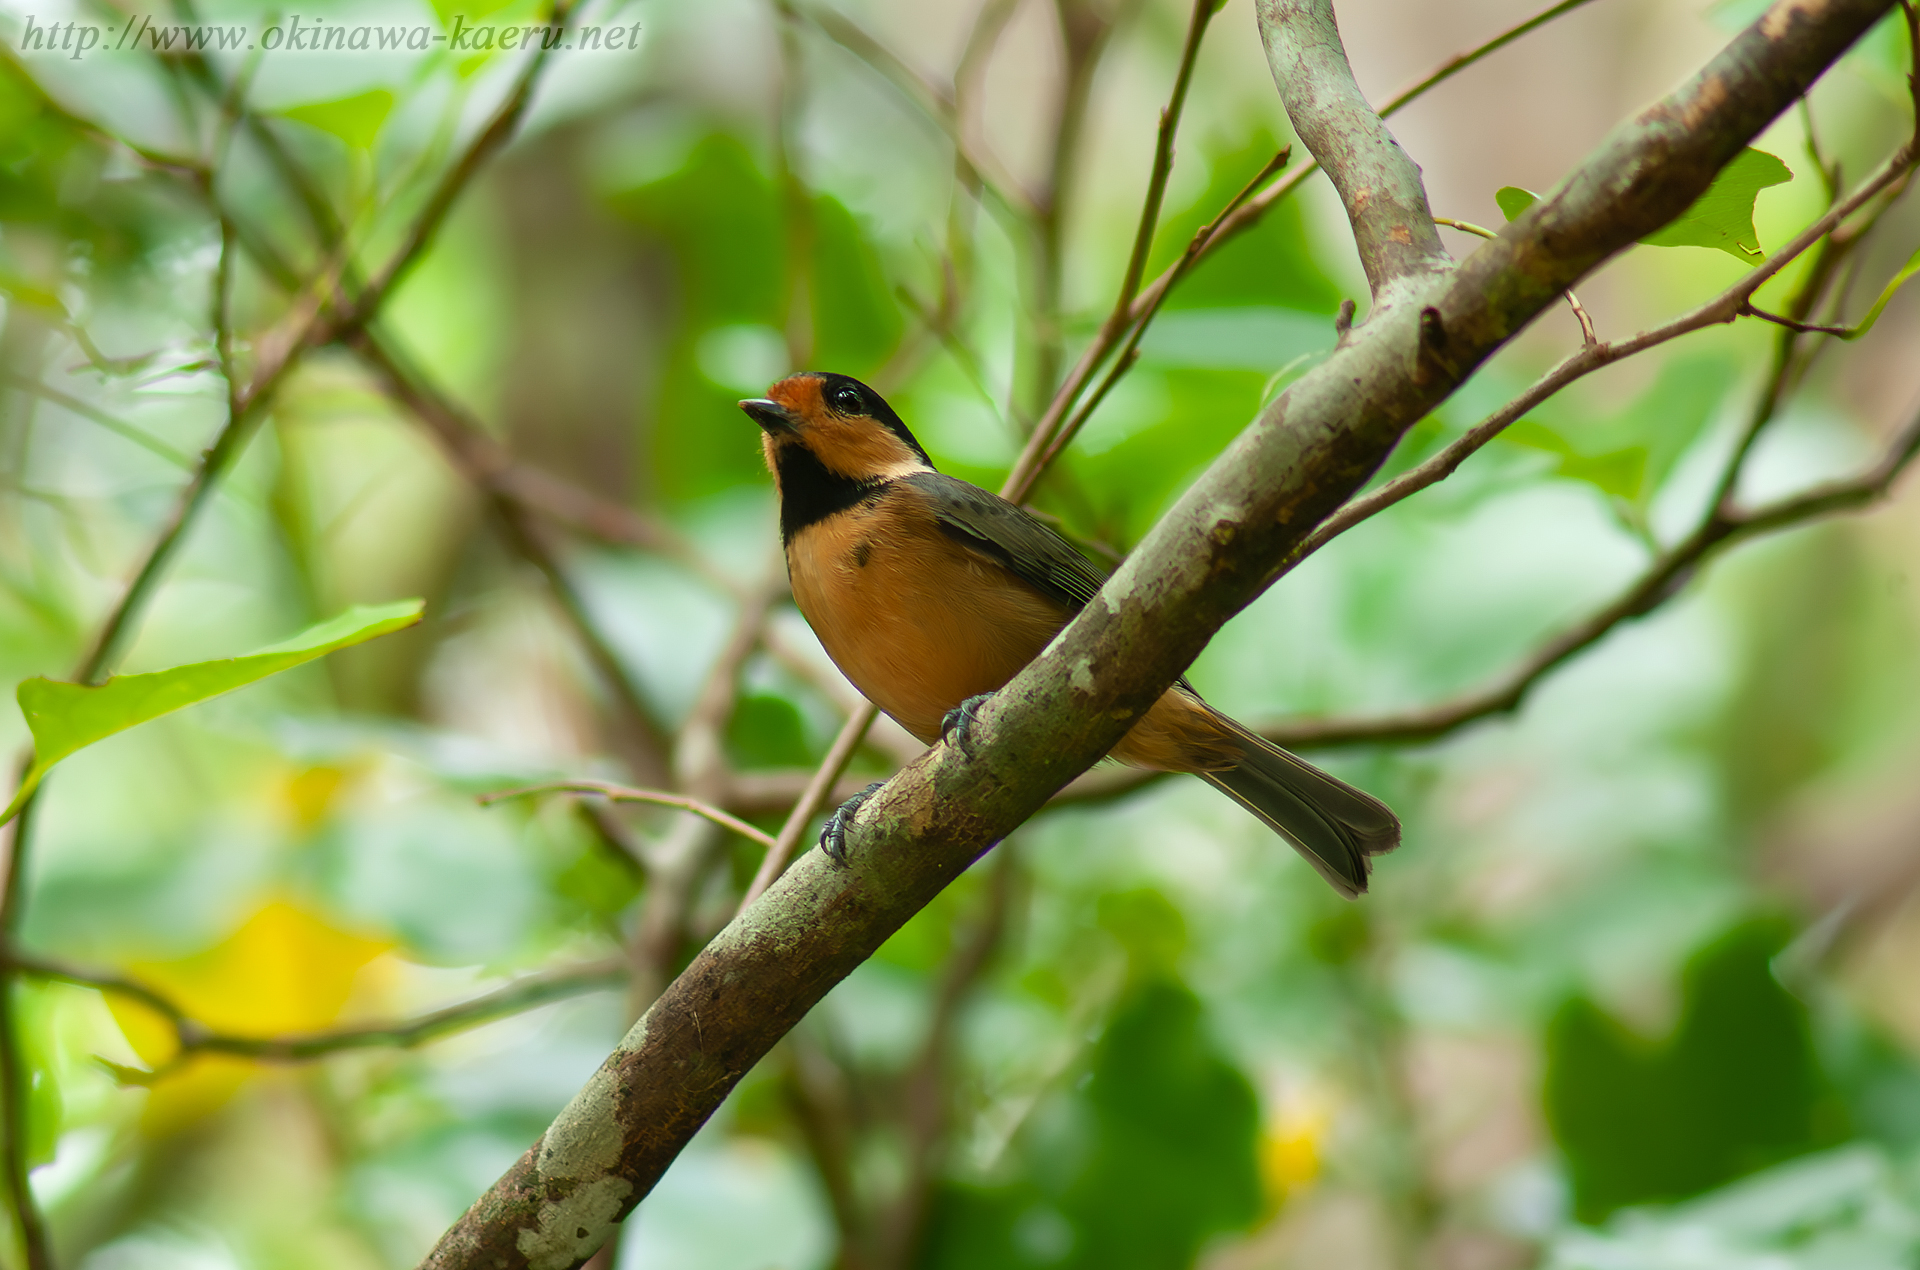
(1495, 186, 1539, 222)
(1498, 150, 1793, 264)
(1639, 147, 1792, 261)
(1839, 243, 1920, 340)
(279, 90, 395, 151)
(0, 600, 424, 825)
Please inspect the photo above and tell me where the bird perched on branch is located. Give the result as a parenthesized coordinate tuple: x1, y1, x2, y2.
(739, 372, 1400, 897)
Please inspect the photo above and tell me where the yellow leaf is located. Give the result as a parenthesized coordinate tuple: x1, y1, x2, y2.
(284, 765, 348, 830)
(132, 900, 391, 1035)
(104, 900, 393, 1134)
(1258, 1091, 1333, 1208)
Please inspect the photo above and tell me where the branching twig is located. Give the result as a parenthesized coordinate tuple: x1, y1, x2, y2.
(1261, 403, 1920, 749)
(1015, 147, 1293, 491)
(1005, 0, 1600, 501)
(10, 953, 623, 1078)
(738, 702, 880, 913)
(1292, 142, 1917, 567)
(481, 782, 778, 852)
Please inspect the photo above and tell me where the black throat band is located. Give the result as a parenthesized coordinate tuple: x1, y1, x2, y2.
(776, 444, 888, 544)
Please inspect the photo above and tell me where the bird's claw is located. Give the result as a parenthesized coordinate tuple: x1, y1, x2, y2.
(820, 781, 886, 866)
(940, 692, 995, 760)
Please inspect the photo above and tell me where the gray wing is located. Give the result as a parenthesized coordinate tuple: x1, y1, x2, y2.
(901, 471, 1110, 613)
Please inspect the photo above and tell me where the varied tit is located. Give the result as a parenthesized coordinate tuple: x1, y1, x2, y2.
(739, 372, 1400, 897)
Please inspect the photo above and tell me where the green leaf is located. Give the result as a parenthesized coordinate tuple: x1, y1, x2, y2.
(1497, 420, 1647, 501)
(920, 978, 1261, 1270)
(1558, 448, 1648, 500)
(1501, 150, 1793, 262)
(279, 90, 395, 151)
(1839, 242, 1920, 341)
(1544, 918, 1833, 1222)
(0, 600, 424, 825)
(1495, 186, 1539, 222)
(1640, 148, 1792, 261)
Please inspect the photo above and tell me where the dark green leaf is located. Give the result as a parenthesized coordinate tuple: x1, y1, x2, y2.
(1544, 918, 1835, 1222)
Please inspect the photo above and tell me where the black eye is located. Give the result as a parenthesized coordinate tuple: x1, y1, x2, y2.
(829, 383, 865, 414)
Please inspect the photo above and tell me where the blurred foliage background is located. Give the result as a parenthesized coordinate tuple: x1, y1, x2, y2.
(0, 0, 1917, 1267)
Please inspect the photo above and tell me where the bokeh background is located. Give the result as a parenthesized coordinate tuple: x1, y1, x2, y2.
(1, 0, 1918, 1266)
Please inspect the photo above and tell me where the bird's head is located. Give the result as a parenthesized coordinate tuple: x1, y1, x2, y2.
(740, 372, 933, 485)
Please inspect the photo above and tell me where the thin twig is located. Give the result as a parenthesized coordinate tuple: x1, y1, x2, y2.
(1269, 404, 1920, 748)
(10, 953, 623, 1078)
(1006, 0, 1601, 501)
(1377, 0, 1603, 116)
(1293, 143, 1917, 567)
(791, 0, 1036, 219)
(1435, 216, 1596, 344)
(1740, 302, 1855, 334)
(737, 702, 880, 914)
(0, 793, 48, 1270)
(1027, 0, 1119, 423)
(0, 372, 194, 470)
(1020, 148, 1292, 488)
(339, 1, 581, 333)
(481, 781, 778, 851)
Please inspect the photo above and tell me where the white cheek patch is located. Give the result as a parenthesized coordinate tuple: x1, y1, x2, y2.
(872, 455, 934, 479)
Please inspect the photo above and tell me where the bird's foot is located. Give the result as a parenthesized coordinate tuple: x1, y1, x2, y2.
(940, 692, 996, 760)
(820, 781, 886, 866)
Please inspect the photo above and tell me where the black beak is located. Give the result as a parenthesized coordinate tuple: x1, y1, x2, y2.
(739, 398, 800, 434)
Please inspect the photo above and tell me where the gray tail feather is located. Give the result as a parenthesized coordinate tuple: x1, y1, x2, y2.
(1198, 721, 1401, 899)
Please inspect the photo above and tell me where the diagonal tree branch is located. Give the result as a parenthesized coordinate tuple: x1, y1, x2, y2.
(418, 4, 1895, 1266)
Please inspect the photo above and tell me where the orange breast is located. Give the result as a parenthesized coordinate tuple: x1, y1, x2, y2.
(787, 486, 1241, 773)
(787, 490, 1070, 743)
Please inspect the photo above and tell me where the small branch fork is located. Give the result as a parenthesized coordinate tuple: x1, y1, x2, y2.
(8, 954, 624, 1081)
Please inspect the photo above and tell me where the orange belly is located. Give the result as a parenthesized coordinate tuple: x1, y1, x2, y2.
(787, 493, 1237, 773)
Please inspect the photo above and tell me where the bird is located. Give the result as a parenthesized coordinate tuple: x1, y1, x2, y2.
(738, 371, 1400, 897)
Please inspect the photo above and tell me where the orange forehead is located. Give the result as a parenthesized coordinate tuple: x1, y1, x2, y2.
(766, 374, 825, 417)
